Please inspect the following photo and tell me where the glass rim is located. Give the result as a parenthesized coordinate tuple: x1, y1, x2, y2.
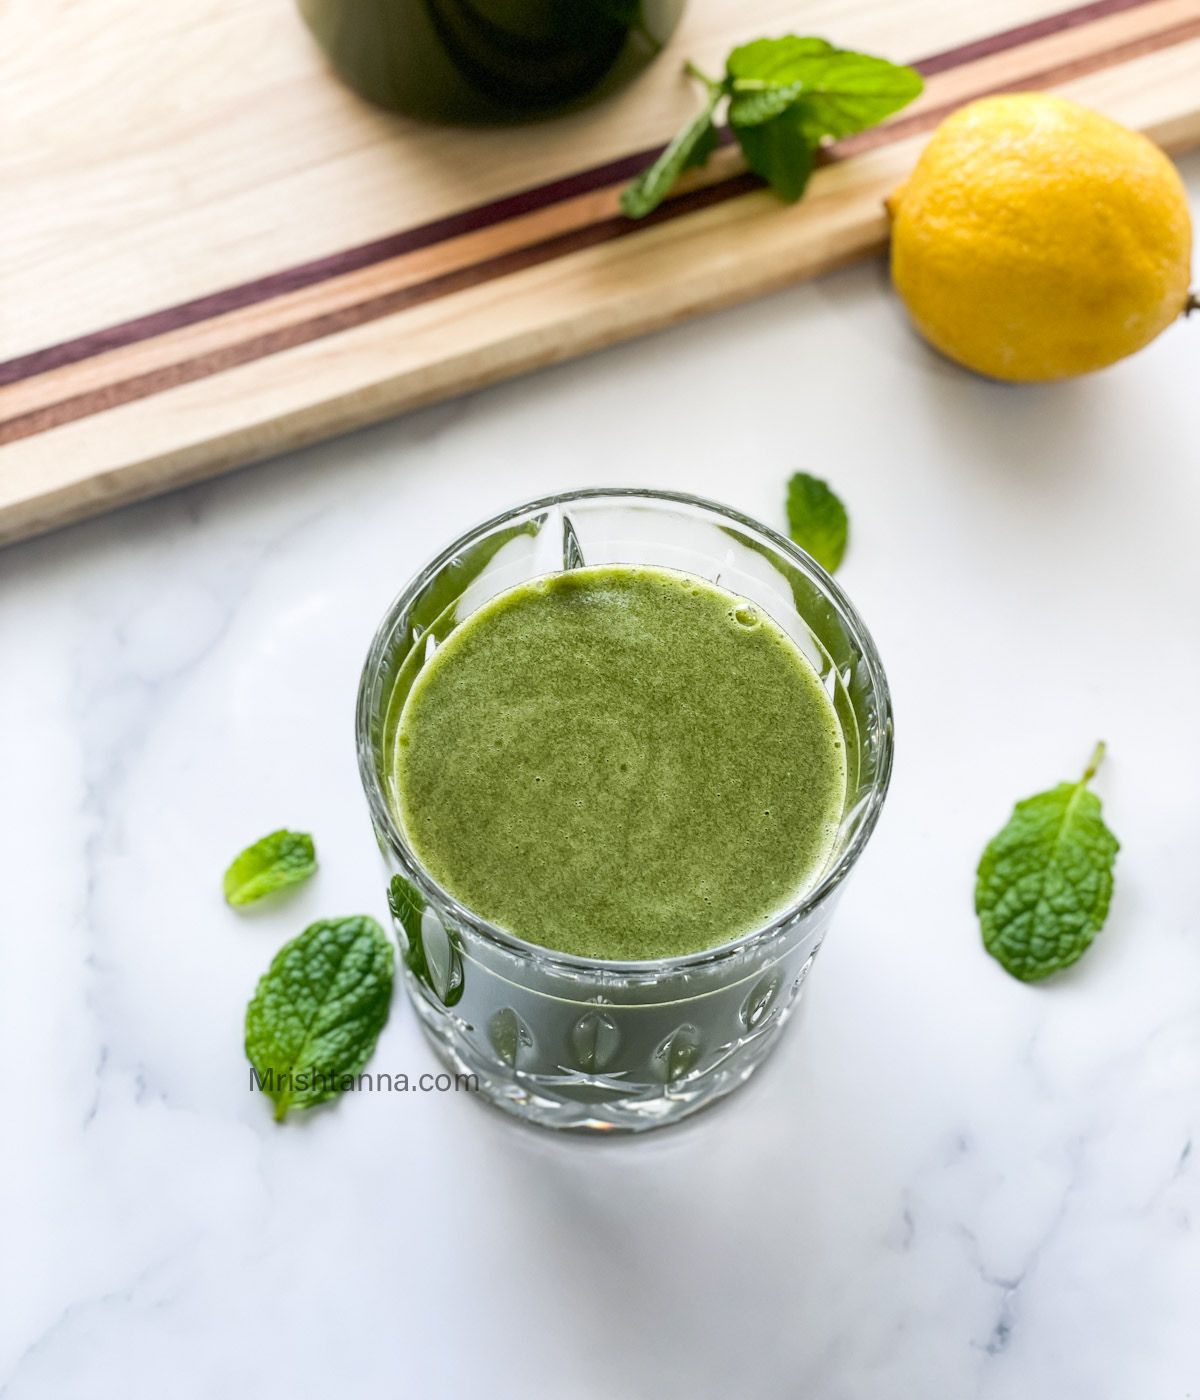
(355, 486, 894, 976)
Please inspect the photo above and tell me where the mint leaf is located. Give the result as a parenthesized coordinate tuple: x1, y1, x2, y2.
(725, 37, 833, 126)
(620, 79, 723, 218)
(681, 116, 720, 172)
(387, 874, 424, 941)
(727, 79, 806, 128)
(976, 744, 1120, 982)
(786, 472, 849, 571)
(245, 915, 394, 1120)
(727, 38, 923, 140)
(223, 829, 316, 907)
(388, 875, 464, 1007)
(732, 108, 815, 202)
(726, 35, 836, 83)
(388, 874, 427, 979)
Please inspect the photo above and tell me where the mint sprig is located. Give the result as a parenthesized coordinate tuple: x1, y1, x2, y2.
(245, 915, 394, 1121)
(620, 36, 922, 218)
(223, 829, 317, 907)
(975, 744, 1120, 982)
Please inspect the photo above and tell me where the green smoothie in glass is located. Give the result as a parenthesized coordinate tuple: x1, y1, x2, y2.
(390, 564, 845, 961)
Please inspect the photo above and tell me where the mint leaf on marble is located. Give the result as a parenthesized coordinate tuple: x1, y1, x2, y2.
(223, 829, 316, 906)
(620, 36, 922, 216)
(975, 744, 1120, 982)
(786, 472, 849, 572)
(245, 916, 394, 1121)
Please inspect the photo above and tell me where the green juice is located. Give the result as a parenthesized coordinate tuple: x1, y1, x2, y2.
(390, 564, 846, 961)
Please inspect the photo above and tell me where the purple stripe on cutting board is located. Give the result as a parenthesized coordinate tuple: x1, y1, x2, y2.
(915, 0, 1158, 74)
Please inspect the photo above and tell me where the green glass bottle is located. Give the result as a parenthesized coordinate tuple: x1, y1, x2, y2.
(297, 0, 687, 122)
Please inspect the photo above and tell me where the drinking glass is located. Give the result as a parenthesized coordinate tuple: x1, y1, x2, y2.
(356, 489, 893, 1131)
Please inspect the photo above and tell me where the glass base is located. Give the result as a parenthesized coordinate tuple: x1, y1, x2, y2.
(404, 964, 810, 1133)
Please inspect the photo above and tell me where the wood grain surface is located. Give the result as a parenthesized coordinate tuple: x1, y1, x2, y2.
(2, 0, 1198, 545)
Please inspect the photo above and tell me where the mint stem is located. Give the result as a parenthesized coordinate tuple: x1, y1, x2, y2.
(1082, 741, 1106, 786)
(684, 59, 724, 93)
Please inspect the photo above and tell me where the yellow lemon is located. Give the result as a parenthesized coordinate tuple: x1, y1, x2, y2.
(888, 93, 1194, 380)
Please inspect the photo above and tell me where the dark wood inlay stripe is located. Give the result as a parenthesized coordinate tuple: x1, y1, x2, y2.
(916, 0, 1157, 73)
(0, 0, 1170, 392)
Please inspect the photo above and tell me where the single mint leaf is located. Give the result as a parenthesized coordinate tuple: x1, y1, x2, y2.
(732, 107, 814, 202)
(388, 874, 427, 978)
(976, 744, 1120, 983)
(727, 79, 806, 128)
(387, 874, 424, 940)
(727, 35, 836, 83)
(681, 116, 720, 172)
(786, 471, 849, 571)
(223, 829, 316, 907)
(245, 915, 394, 1121)
(388, 876, 465, 1007)
(728, 37, 923, 140)
(726, 38, 832, 127)
(620, 82, 723, 219)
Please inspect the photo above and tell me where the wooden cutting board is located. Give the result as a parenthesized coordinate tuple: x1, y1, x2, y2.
(2, 0, 1199, 546)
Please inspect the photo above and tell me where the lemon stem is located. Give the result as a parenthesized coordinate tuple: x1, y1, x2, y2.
(1186, 291, 1199, 317)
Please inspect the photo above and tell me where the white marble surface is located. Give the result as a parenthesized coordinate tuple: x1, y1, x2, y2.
(3, 153, 1199, 1399)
